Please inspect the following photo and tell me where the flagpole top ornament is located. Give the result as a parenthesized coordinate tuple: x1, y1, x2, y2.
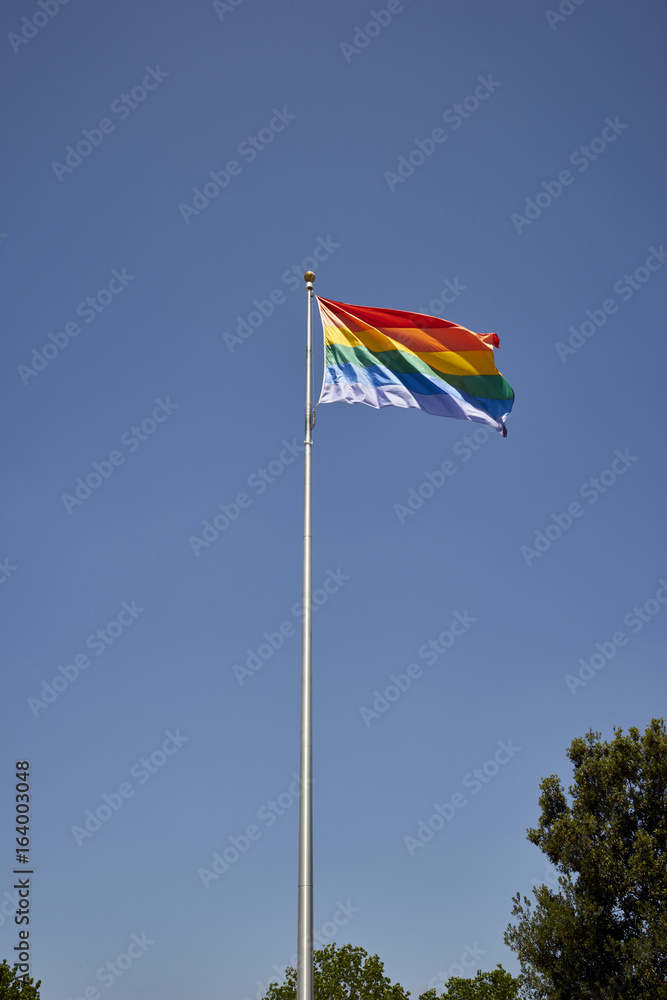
(304, 271, 316, 284)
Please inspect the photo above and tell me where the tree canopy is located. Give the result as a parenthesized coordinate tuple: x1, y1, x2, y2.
(505, 718, 667, 998)
(262, 943, 410, 1000)
(0, 962, 41, 999)
(419, 965, 521, 999)
(261, 944, 521, 1000)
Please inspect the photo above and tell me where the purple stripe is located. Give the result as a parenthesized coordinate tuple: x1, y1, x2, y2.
(319, 380, 505, 430)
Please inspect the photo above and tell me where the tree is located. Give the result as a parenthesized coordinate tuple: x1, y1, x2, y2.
(0, 961, 41, 999)
(505, 718, 667, 999)
(262, 943, 410, 999)
(418, 964, 521, 999)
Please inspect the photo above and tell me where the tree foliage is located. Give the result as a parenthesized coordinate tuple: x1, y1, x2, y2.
(0, 962, 41, 999)
(505, 718, 667, 998)
(418, 964, 521, 999)
(262, 943, 410, 1000)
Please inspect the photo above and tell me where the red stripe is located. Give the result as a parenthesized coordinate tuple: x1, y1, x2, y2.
(318, 297, 499, 353)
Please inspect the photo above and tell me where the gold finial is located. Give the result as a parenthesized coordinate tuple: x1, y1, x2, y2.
(304, 271, 316, 283)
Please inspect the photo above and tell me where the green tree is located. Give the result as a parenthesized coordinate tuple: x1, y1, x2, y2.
(0, 961, 41, 999)
(505, 718, 667, 999)
(262, 943, 410, 999)
(418, 964, 521, 999)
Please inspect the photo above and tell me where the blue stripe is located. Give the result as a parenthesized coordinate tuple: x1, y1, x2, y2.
(324, 362, 513, 422)
(325, 361, 466, 400)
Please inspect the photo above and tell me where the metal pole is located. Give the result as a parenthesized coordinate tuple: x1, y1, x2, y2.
(297, 270, 315, 1000)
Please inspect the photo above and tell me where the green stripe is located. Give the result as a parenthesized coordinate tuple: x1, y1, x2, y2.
(326, 343, 514, 402)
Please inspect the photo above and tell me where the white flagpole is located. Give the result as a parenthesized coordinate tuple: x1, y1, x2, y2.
(297, 270, 316, 1000)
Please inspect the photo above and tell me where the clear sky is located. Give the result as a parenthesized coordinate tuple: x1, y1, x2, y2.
(1, 1, 666, 998)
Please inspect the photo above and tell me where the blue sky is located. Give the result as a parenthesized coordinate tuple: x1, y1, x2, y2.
(1, 1, 666, 998)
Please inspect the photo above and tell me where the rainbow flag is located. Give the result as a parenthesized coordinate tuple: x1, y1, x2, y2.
(316, 297, 515, 433)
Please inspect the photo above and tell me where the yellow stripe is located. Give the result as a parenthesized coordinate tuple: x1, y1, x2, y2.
(321, 315, 492, 353)
(323, 324, 498, 377)
(323, 322, 395, 351)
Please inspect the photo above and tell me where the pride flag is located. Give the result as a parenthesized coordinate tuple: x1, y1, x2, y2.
(316, 297, 515, 433)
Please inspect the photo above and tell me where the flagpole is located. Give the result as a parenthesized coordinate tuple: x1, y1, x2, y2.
(297, 270, 316, 1000)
